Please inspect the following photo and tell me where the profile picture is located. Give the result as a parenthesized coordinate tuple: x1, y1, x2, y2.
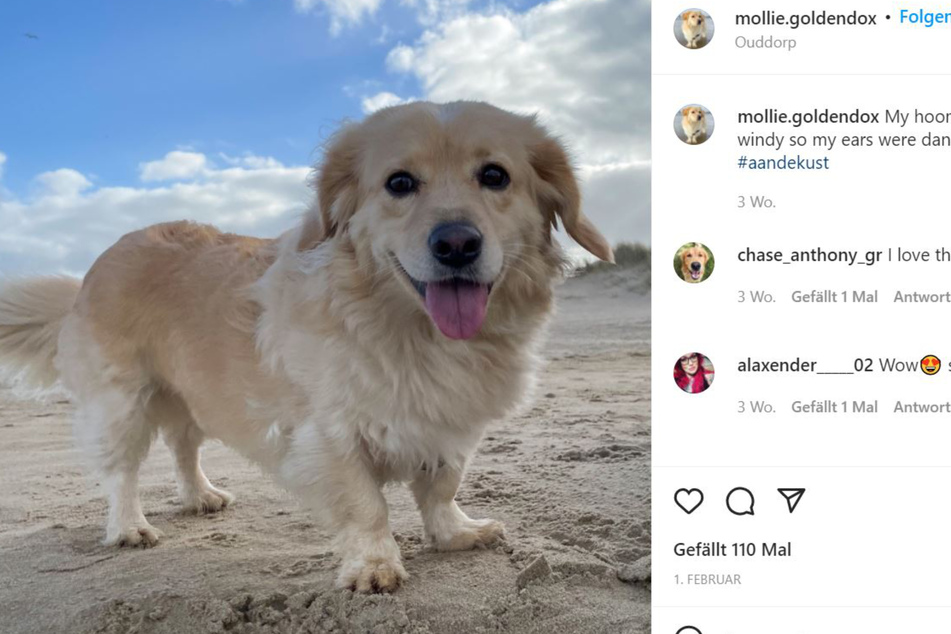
(674, 352, 715, 394)
(674, 105, 714, 145)
(674, 242, 714, 284)
(675, 9, 714, 49)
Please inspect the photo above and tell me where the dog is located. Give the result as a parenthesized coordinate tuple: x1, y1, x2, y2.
(681, 10, 708, 49)
(0, 101, 613, 593)
(679, 243, 709, 282)
(681, 106, 707, 145)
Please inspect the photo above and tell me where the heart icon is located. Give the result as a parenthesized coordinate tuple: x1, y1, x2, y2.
(674, 488, 704, 515)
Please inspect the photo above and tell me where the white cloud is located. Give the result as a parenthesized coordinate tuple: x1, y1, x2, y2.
(0, 152, 310, 275)
(385, 45, 414, 71)
(293, 0, 474, 32)
(398, 0, 473, 25)
(218, 152, 286, 170)
(139, 150, 210, 182)
(0, 152, 6, 180)
(384, 0, 651, 246)
(294, 0, 384, 33)
(387, 0, 649, 165)
(33, 169, 93, 198)
(361, 91, 413, 114)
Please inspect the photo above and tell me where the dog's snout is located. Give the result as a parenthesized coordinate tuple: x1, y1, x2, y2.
(428, 222, 483, 269)
(691, 262, 702, 271)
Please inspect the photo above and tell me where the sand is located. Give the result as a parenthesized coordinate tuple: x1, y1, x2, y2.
(0, 268, 651, 634)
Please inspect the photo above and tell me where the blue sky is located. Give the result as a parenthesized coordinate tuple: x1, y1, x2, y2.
(1, 0, 511, 192)
(0, 0, 649, 274)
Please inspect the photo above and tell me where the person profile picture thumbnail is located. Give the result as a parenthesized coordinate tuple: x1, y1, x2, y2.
(674, 352, 715, 394)
(674, 242, 714, 284)
(675, 9, 714, 49)
(675, 105, 714, 145)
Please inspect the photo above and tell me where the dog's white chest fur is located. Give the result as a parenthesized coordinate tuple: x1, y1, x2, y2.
(265, 321, 537, 478)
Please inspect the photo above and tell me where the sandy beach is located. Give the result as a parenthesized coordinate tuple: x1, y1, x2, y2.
(0, 268, 651, 634)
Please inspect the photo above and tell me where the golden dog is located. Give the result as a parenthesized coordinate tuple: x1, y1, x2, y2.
(681, 10, 708, 49)
(681, 106, 708, 145)
(0, 102, 612, 593)
(679, 243, 709, 282)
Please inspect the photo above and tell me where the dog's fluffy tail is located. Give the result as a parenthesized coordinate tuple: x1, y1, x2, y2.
(0, 276, 82, 392)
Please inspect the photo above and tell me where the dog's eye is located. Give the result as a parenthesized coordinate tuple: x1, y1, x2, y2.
(385, 171, 419, 197)
(478, 164, 510, 190)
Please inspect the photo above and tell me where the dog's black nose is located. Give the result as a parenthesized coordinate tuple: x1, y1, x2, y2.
(429, 223, 483, 268)
(691, 262, 702, 271)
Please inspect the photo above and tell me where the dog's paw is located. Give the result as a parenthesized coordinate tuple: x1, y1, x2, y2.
(183, 485, 234, 514)
(336, 556, 408, 593)
(432, 518, 506, 552)
(106, 524, 163, 548)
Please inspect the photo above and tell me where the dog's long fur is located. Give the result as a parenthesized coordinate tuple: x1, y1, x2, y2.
(0, 101, 612, 593)
(681, 106, 707, 145)
(0, 276, 81, 391)
(678, 243, 709, 283)
(681, 10, 708, 49)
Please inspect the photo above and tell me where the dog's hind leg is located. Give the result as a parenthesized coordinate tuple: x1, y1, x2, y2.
(152, 390, 234, 514)
(411, 465, 505, 552)
(73, 380, 162, 547)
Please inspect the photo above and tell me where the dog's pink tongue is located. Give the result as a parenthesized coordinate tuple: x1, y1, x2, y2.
(424, 281, 489, 340)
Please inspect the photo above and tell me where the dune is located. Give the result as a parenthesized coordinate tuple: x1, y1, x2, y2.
(0, 269, 651, 634)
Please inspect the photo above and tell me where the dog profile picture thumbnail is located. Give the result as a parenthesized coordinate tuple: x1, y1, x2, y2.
(675, 9, 714, 49)
(674, 352, 715, 394)
(674, 242, 714, 284)
(675, 105, 714, 145)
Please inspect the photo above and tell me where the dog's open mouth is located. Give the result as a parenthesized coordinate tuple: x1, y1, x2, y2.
(396, 262, 492, 340)
(690, 269, 703, 280)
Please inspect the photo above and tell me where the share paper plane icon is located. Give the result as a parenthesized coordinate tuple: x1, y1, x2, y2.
(778, 488, 806, 514)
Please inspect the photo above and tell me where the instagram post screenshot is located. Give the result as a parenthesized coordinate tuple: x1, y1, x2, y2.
(7, 1, 942, 633)
(0, 1, 650, 633)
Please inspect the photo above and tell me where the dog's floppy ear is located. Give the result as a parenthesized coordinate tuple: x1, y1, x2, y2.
(298, 126, 362, 251)
(682, 107, 692, 116)
(530, 135, 614, 263)
(682, 11, 691, 20)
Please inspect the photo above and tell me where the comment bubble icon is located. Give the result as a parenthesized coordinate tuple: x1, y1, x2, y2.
(726, 487, 755, 516)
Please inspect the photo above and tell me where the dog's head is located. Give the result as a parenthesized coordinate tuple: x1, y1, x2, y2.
(682, 106, 705, 126)
(682, 11, 705, 29)
(680, 244, 708, 282)
(297, 101, 612, 340)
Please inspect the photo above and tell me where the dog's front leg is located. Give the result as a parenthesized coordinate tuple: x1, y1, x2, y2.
(411, 464, 505, 551)
(285, 436, 407, 592)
